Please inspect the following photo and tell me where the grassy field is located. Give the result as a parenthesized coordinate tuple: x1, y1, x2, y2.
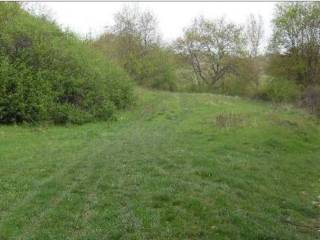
(0, 88, 319, 240)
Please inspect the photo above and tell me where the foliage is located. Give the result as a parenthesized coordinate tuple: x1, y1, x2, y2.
(132, 47, 177, 91)
(94, 5, 176, 91)
(0, 56, 52, 123)
(255, 76, 301, 102)
(0, 3, 133, 124)
(175, 16, 246, 88)
(270, 2, 320, 86)
(94, 33, 177, 91)
(217, 57, 263, 97)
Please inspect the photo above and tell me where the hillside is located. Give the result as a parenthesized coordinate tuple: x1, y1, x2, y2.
(0, 3, 133, 124)
(0, 88, 319, 239)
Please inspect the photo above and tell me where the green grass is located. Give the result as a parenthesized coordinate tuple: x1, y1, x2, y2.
(0, 88, 319, 239)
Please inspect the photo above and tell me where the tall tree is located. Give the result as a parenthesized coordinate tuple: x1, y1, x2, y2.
(270, 2, 320, 85)
(244, 14, 264, 88)
(101, 5, 160, 77)
(246, 14, 264, 58)
(112, 4, 159, 49)
(94, 5, 176, 90)
(176, 16, 245, 88)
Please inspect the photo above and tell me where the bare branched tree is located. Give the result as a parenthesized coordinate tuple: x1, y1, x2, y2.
(95, 5, 168, 84)
(244, 14, 264, 88)
(112, 4, 159, 48)
(246, 14, 264, 57)
(138, 10, 159, 48)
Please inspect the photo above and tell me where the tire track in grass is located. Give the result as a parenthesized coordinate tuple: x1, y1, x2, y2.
(72, 167, 109, 238)
(69, 150, 123, 239)
(65, 150, 117, 240)
(17, 140, 123, 240)
(0, 155, 89, 238)
(15, 147, 106, 240)
(75, 131, 157, 239)
(0, 125, 115, 215)
(0, 136, 109, 237)
(0, 157, 80, 219)
(64, 135, 141, 239)
(0, 130, 86, 192)
(0, 146, 72, 210)
(72, 96, 198, 239)
(0, 150, 83, 221)
(4, 124, 136, 238)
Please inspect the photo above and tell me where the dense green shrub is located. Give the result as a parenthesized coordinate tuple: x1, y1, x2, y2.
(0, 3, 133, 124)
(0, 56, 53, 123)
(254, 77, 301, 102)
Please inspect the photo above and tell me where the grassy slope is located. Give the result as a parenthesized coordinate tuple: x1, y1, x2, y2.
(0, 88, 319, 240)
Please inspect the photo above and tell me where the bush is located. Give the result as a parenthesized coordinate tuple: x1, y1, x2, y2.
(0, 56, 53, 123)
(254, 77, 301, 102)
(0, 3, 133, 124)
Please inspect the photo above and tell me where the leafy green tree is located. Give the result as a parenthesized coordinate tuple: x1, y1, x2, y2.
(270, 2, 320, 86)
(175, 16, 246, 89)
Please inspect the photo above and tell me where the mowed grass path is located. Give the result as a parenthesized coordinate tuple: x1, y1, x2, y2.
(0, 88, 319, 239)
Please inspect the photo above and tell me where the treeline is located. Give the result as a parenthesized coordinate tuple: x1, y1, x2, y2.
(92, 5, 177, 91)
(1, 2, 320, 125)
(0, 3, 133, 124)
(93, 3, 320, 115)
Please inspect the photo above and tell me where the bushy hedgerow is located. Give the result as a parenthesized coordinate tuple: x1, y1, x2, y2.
(254, 77, 301, 103)
(0, 3, 133, 124)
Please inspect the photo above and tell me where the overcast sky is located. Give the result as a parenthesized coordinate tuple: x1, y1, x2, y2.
(39, 2, 276, 45)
